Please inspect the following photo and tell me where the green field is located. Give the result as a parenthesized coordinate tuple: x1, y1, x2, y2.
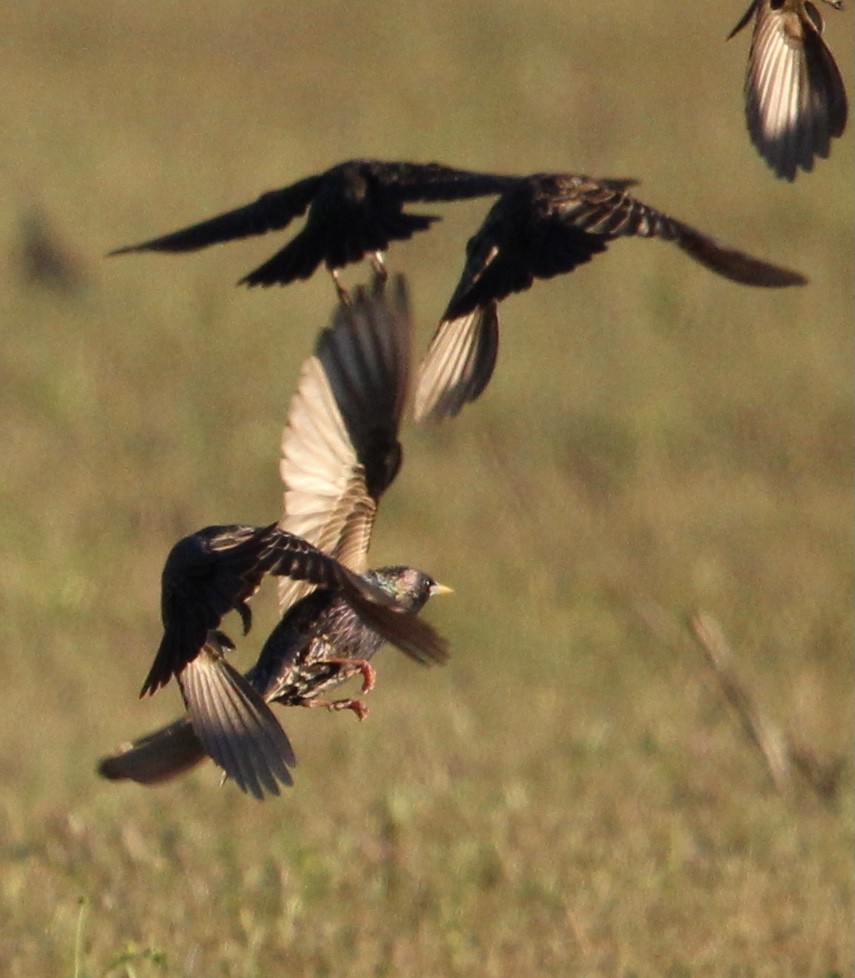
(2, 2, 852, 976)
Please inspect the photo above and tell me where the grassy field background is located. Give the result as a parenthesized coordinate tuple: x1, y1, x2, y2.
(1, 2, 852, 975)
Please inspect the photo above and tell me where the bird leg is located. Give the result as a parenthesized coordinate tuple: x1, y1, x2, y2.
(369, 251, 388, 291)
(322, 657, 375, 692)
(298, 658, 375, 721)
(303, 697, 370, 721)
(330, 268, 351, 306)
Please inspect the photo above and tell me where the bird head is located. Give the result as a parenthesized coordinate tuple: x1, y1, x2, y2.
(366, 566, 453, 613)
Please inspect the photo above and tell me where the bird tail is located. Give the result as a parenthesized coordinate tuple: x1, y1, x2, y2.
(412, 303, 500, 422)
(325, 210, 439, 269)
(97, 718, 207, 785)
(239, 226, 326, 287)
(373, 209, 438, 245)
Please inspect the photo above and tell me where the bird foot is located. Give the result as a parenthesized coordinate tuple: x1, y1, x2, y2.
(304, 697, 370, 721)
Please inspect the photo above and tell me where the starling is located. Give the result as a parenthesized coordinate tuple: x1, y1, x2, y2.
(413, 173, 809, 421)
(108, 158, 516, 300)
(728, 0, 848, 181)
(144, 521, 445, 698)
(99, 276, 451, 798)
(131, 519, 445, 798)
(99, 568, 449, 797)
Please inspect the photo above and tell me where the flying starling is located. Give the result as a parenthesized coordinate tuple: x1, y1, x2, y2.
(99, 277, 451, 798)
(413, 173, 809, 421)
(99, 568, 449, 798)
(134, 519, 445, 797)
(108, 159, 516, 300)
(728, 0, 848, 181)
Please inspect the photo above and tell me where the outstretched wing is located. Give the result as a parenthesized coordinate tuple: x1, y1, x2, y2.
(98, 718, 207, 785)
(109, 175, 321, 255)
(102, 633, 298, 801)
(544, 179, 808, 286)
(441, 176, 634, 320)
(741, 0, 848, 180)
(413, 304, 500, 423)
(278, 276, 411, 610)
(373, 160, 518, 202)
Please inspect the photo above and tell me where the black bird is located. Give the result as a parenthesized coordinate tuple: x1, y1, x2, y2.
(144, 522, 444, 697)
(108, 159, 516, 299)
(133, 520, 445, 798)
(138, 520, 445, 797)
(99, 277, 451, 798)
(728, 0, 848, 181)
(99, 568, 448, 797)
(413, 173, 809, 421)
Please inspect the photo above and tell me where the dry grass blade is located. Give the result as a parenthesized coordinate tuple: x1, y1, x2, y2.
(688, 612, 843, 804)
(689, 612, 793, 793)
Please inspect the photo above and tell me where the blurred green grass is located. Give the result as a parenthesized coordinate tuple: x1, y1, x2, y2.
(1, 1, 852, 976)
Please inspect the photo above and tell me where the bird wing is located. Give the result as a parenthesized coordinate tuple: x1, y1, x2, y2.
(178, 635, 296, 799)
(142, 524, 292, 696)
(442, 186, 614, 320)
(743, 0, 848, 180)
(109, 175, 322, 255)
(278, 277, 410, 610)
(413, 304, 500, 422)
(727, 0, 761, 40)
(373, 161, 518, 202)
(547, 181, 807, 287)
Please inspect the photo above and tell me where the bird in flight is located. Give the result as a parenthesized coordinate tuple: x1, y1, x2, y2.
(109, 158, 516, 301)
(413, 173, 808, 422)
(728, 0, 848, 181)
(99, 277, 451, 798)
(132, 519, 445, 797)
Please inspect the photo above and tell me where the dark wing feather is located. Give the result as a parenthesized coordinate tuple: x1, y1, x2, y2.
(443, 226, 535, 320)
(239, 224, 328, 287)
(549, 183, 807, 287)
(239, 211, 436, 286)
(666, 219, 808, 286)
(318, 276, 409, 500)
(142, 524, 290, 697)
(179, 640, 296, 800)
(371, 161, 518, 202)
(442, 176, 633, 319)
(109, 176, 321, 255)
(727, 0, 760, 40)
